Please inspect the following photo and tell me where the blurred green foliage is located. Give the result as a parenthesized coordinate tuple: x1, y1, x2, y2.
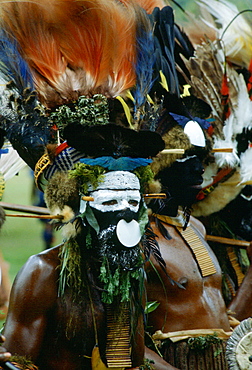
(169, 0, 252, 24)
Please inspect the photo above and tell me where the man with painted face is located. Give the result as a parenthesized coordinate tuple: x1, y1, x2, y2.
(0, 123, 177, 370)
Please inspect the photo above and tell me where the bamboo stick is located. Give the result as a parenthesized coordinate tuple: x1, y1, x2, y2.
(160, 149, 185, 154)
(212, 148, 233, 153)
(5, 214, 63, 220)
(0, 201, 49, 215)
(144, 193, 166, 199)
(160, 148, 233, 155)
(206, 235, 250, 249)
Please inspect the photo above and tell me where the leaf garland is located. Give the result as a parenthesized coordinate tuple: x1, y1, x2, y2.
(99, 255, 145, 304)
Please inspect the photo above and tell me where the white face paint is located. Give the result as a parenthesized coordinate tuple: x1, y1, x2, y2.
(90, 189, 141, 213)
(85, 171, 142, 248)
(89, 171, 141, 213)
(88, 171, 140, 191)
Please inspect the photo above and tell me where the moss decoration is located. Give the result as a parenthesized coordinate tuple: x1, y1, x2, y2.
(49, 94, 109, 131)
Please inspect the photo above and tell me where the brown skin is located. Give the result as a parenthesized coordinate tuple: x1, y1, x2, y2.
(0, 251, 11, 320)
(1, 245, 134, 369)
(145, 216, 231, 334)
(0, 241, 176, 370)
(0, 217, 244, 369)
(228, 241, 252, 321)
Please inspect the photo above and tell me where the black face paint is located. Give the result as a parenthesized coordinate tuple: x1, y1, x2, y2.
(91, 207, 139, 231)
(157, 155, 204, 207)
(97, 225, 141, 270)
(88, 207, 142, 270)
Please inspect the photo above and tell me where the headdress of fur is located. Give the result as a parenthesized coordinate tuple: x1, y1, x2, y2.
(150, 125, 192, 176)
(192, 170, 244, 217)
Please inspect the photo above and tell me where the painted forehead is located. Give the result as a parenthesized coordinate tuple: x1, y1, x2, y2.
(88, 171, 141, 213)
(90, 171, 140, 191)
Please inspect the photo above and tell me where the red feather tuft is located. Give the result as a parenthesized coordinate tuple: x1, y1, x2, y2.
(220, 72, 231, 119)
(220, 73, 229, 97)
(247, 58, 252, 100)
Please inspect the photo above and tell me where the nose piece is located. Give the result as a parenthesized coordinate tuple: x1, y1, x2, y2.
(116, 219, 141, 248)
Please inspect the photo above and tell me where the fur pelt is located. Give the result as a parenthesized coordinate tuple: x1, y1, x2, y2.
(44, 171, 79, 213)
(44, 171, 81, 239)
(150, 125, 192, 175)
(192, 170, 245, 217)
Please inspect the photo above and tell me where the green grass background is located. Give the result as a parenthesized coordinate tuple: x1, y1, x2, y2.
(0, 166, 62, 283)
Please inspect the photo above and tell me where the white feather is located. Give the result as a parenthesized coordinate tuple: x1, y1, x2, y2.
(0, 144, 26, 181)
(239, 147, 252, 184)
(233, 74, 252, 135)
(213, 114, 240, 168)
(198, 0, 252, 67)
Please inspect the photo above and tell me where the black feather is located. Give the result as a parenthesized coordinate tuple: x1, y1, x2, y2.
(155, 217, 172, 240)
(63, 123, 165, 158)
(149, 6, 180, 98)
(142, 222, 166, 270)
(142, 223, 184, 288)
(1, 106, 55, 170)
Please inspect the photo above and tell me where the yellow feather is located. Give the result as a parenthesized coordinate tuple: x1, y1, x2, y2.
(125, 90, 135, 103)
(116, 96, 133, 129)
(159, 70, 169, 92)
(147, 94, 155, 105)
(180, 84, 191, 97)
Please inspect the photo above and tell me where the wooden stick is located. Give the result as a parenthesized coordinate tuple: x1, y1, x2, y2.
(0, 201, 49, 215)
(5, 214, 63, 220)
(160, 149, 185, 154)
(160, 148, 233, 155)
(82, 196, 94, 201)
(220, 180, 252, 186)
(212, 148, 233, 153)
(206, 235, 250, 249)
(144, 193, 167, 199)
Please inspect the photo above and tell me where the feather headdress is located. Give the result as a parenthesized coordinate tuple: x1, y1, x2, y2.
(197, 0, 252, 68)
(0, 0, 202, 177)
(0, 0, 161, 171)
(176, 0, 252, 216)
(0, 0, 142, 105)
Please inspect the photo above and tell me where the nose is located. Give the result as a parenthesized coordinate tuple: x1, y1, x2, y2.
(116, 208, 135, 223)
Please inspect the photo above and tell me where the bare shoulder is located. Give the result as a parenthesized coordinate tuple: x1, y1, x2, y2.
(10, 245, 61, 307)
(3, 246, 63, 353)
(16, 245, 60, 278)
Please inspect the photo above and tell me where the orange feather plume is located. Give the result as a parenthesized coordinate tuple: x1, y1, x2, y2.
(0, 0, 66, 85)
(0, 0, 151, 108)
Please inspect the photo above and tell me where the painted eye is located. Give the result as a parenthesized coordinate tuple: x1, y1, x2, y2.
(102, 200, 118, 206)
(129, 200, 139, 207)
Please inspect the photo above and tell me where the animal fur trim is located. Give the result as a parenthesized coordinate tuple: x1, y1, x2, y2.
(151, 125, 191, 175)
(44, 171, 79, 212)
(44, 172, 81, 239)
(192, 170, 244, 217)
